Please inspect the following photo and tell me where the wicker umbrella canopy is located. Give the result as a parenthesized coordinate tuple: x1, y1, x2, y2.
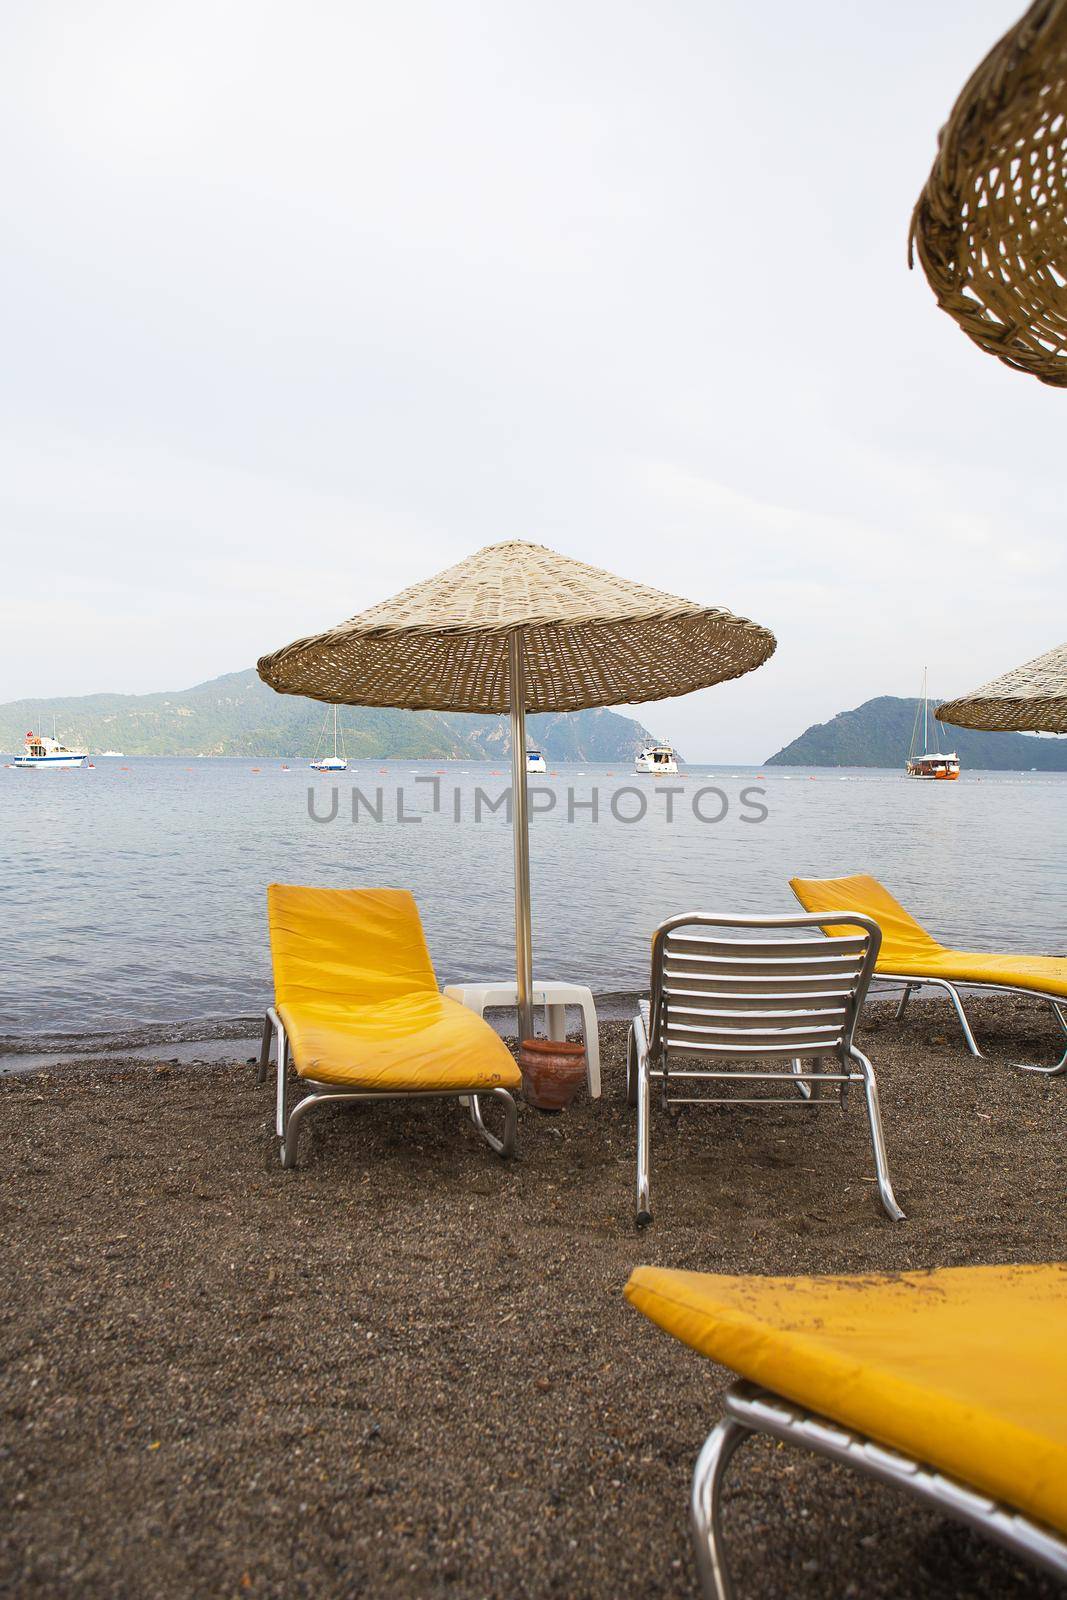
(259, 540, 776, 1036)
(257, 540, 776, 714)
(910, 0, 1067, 386)
(937, 642, 1067, 732)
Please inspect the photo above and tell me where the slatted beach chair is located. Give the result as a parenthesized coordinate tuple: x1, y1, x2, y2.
(790, 873, 1067, 1075)
(625, 1263, 1067, 1599)
(626, 911, 903, 1225)
(258, 884, 520, 1168)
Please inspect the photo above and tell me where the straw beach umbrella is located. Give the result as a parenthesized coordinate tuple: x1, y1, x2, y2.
(258, 540, 776, 1036)
(909, 0, 1067, 386)
(937, 641, 1067, 733)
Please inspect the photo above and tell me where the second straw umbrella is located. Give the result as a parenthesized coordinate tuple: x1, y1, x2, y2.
(937, 642, 1067, 734)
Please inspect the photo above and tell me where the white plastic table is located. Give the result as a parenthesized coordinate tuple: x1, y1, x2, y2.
(443, 980, 601, 1099)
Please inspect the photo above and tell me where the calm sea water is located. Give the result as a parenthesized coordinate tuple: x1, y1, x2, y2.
(2, 757, 1064, 1039)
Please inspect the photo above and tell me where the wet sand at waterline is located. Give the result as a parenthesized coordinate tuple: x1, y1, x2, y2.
(3, 999, 1064, 1599)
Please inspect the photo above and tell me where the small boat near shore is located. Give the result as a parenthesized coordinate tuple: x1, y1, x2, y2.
(14, 728, 88, 769)
(310, 706, 348, 772)
(906, 670, 960, 780)
(635, 743, 678, 775)
(906, 752, 961, 780)
(525, 748, 547, 774)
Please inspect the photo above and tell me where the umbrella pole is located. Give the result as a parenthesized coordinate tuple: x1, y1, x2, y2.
(508, 631, 534, 1041)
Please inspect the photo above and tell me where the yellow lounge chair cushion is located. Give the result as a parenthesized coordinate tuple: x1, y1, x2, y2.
(790, 873, 1067, 1000)
(277, 993, 520, 1091)
(267, 883, 520, 1091)
(268, 884, 439, 1006)
(625, 1263, 1067, 1536)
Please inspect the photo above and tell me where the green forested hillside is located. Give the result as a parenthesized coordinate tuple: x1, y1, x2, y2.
(766, 696, 1067, 769)
(0, 669, 664, 760)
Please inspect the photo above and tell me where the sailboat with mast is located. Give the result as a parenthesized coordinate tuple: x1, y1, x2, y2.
(906, 669, 960, 780)
(309, 705, 348, 772)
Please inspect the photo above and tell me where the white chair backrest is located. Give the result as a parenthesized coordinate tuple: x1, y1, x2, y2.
(649, 911, 881, 1061)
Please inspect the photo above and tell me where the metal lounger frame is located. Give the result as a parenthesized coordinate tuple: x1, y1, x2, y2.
(881, 974, 1067, 1075)
(257, 1007, 516, 1168)
(627, 910, 904, 1226)
(690, 1380, 1067, 1599)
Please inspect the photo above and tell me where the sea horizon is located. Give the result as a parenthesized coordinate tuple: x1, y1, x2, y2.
(5, 758, 1064, 1044)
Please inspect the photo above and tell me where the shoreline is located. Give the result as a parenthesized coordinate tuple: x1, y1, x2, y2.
(0, 994, 646, 1075)
(0, 983, 984, 1076)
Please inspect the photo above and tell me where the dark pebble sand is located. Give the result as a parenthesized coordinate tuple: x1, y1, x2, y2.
(2, 997, 1065, 1600)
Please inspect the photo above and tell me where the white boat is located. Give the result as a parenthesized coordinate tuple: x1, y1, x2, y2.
(525, 748, 547, 774)
(905, 669, 960, 781)
(14, 727, 88, 769)
(635, 743, 678, 776)
(98, 750, 125, 758)
(310, 705, 349, 772)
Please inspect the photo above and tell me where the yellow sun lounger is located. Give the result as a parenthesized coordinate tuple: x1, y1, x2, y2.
(625, 1263, 1067, 1597)
(790, 873, 1067, 1076)
(258, 884, 521, 1167)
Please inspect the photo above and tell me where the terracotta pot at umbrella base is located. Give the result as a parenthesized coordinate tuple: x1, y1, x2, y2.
(518, 1038, 587, 1112)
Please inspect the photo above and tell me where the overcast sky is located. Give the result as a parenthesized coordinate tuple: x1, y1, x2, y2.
(2, 0, 1062, 760)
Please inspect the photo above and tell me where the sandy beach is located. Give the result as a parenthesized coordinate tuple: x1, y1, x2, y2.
(3, 996, 1065, 1600)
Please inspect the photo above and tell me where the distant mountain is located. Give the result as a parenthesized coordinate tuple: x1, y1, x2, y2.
(0, 669, 667, 761)
(766, 696, 1067, 770)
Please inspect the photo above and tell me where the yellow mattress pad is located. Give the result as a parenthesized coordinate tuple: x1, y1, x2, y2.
(790, 873, 1067, 999)
(626, 1262, 1067, 1536)
(277, 992, 520, 1091)
(267, 883, 520, 1091)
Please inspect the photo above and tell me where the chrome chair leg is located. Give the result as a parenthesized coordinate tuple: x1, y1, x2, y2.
(626, 1022, 639, 1108)
(849, 1047, 905, 1221)
(938, 983, 1067, 1074)
(280, 1087, 372, 1168)
(469, 1088, 517, 1157)
(697, 1382, 1067, 1590)
(280, 1089, 323, 1168)
(1015, 1044, 1067, 1076)
(636, 1047, 652, 1227)
(935, 979, 983, 1058)
(279, 1085, 520, 1170)
(791, 1058, 822, 1102)
(690, 1415, 751, 1600)
(1011, 997, 1067, 1074)
(888, 977, 983, 1057)
(275, 1021, 288, 1139)
(257, 1012, 272, 1084)
(888, 978, 1066, 1074)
